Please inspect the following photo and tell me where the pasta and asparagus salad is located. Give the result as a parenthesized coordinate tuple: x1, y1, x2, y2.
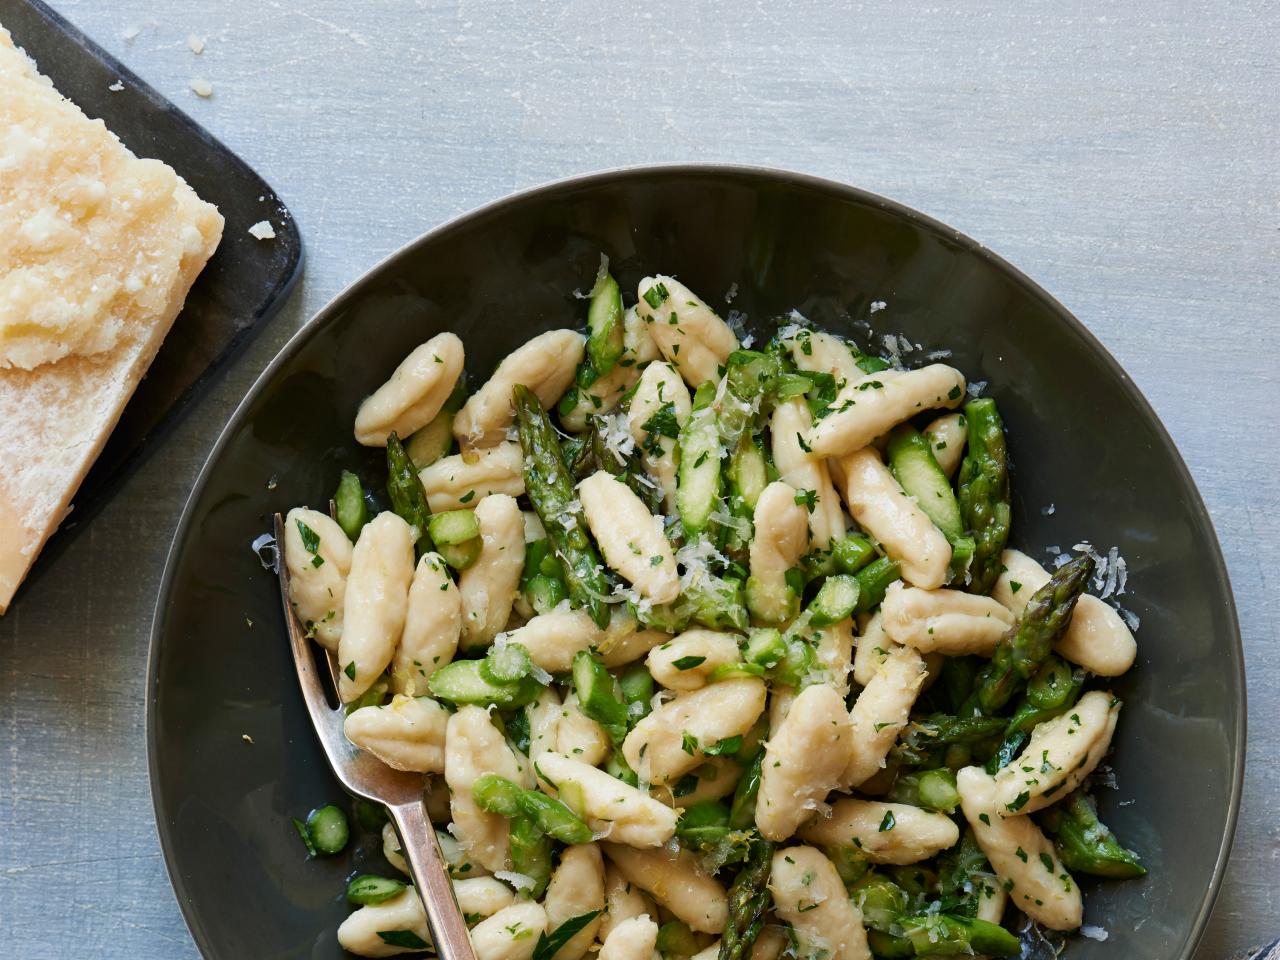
(281, 263, 1143, 960)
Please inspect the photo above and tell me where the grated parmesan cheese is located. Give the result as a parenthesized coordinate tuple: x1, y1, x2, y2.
(1079, 925, 1109, 942)
(247, 220, 276, 240)
(869, 300, 887, 313)
(187, 34, 205, 54)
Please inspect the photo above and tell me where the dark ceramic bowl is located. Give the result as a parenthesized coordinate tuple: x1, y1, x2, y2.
(148, 165, 1244, 959)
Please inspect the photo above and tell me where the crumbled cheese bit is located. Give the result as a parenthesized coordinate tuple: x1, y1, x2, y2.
(241, 733, 254, 744)
(122, 26, 140, 40)
(1117, 606, 1140, 631)
(248, 220, 276, 240)
(966, 379, 988, 398)
(725, 282, 739, 302)
(187, 34, 205, 54)
(494, 870, 536, 892)
(869, 300, 887, 314)
(1041, 503, 1056, 515)
(598, 412, 636, 465)
(108, 80, 124, 92)
(190, 78, 213, 97)
(1079, 925, 1109, 942)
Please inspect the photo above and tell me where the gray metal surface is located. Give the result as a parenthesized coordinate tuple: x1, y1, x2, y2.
(0, 1, 1275, 957)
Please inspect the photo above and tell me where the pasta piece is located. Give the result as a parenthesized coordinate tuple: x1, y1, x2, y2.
(579, 470, 679, 604)
(503, 607, 599, 672)
(813, 618, 854, 697)
(456, 877, 517, 921)
(561, 307, 659, 432)
(747, 480, 810, 624)
(446, 706, 526, 872)
(470, 902, 548, 960)
(879, 582, 1014, 655)
(543, 844, 605, 960)
(756, 683, 852, 841)
(391, 551, 460, 695)
(627, 361, 692, 511)
(459, 494, 525, 650)
(601, 864, 658, 944)
(834, 447, 951, 589)
(647, 629, 742, 692)
(598, 914, 659, 960)
(994, 549, 1137, 676)
(603, 843, 728, 934)
(842, 645, 927, 789)
(748, 925, 788, 960)
(806, 363, 966, 458)
(338, 512, 415, 701)
(418, 442, 525, 513)
(780, 327, 862, 387)
(922, 411, 966, 478)
(798, 798, 959, 865)
(534, 751, 678, 847)
(770, 398, 844, 548)
(622, 678, 767, 785)
(957, 766, 1082, 931)
(337, 888, 432, 957)
(354, 332, 465, 446)
(851, 611, 893, 688)
(521, 685, 562, 760)
(556, 690, 612, 767)
(344, 695, 449, 773)
(597, 610, 672, 669)
(768, 684, 796, 730)
(769, 845, 871, 960)
(650, 756, 741, 808)
(283, 507, 352, 653)
(989, 691, 1120, 815)
(634, 276, 738, 388)
(454, 329, 585, 447)
(690, 943, 720, 960)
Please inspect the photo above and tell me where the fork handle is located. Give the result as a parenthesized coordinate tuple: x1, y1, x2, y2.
(389, 800, 479, 960)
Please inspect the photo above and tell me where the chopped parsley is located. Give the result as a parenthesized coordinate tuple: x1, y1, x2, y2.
(642, 282, 669, 310)
(878, 811, 896, 832)
(296, 520, 324, 567)
(671, 655, 707, 671)
(794, 489, 818, 513)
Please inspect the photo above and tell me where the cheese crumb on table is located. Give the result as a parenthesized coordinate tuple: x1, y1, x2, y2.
(187, 34, 205, 55)
(0, 23, 223, 613)
(190, 78, 213, 97)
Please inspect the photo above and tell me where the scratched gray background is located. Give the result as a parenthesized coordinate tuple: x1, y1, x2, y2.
(1, 0, 1276, 957)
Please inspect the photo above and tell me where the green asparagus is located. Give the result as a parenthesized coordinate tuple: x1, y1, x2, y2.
(428, 657, 541, 708)
(890, 714, 1006, 768)
(987, 657, 1085, 773)
(678, 381, 723, 537)
(385, 431, 434, 556)
(508, 814, 552, 899)
(956, 398, 1010, 595)
(898, 913, 1020, 957)
(572, 650, 629, 743)
(405, 379, 466, 469)
(513, 384, 612, 628)
(1041, 790, 1146, 879)
(966, 554, 1094, 716)
(727, 750, 764, 830)
(853, 556, 902, 613)
(586, 268, 624, 375)
(886, 424, 963, 540)
(727, 435, 768, 513)
(334, 470, 369, 541)
(717, 840, 775, 960)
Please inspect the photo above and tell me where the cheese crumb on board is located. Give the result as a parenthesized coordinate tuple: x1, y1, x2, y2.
(108, 80, 124, 92)
(0, 23, 223, 613)
(248, 220, 276, 240)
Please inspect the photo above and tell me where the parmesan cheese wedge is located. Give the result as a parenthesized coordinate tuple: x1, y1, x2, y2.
(0, 24, 224, 613)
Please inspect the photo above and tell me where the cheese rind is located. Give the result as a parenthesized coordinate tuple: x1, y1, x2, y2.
(0, 23, 223, 613)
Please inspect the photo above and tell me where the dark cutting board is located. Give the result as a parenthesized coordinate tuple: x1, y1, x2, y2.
(2, 0, 304, 583)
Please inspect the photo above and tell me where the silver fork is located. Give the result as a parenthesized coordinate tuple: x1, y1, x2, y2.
(273, 514, 477, 960)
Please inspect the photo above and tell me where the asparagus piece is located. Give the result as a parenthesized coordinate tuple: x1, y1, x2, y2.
(727, 750, 764, 830)
(886, 424, 964, 539)
(987, 656, 1085, 773)
(890, 714, 1006, 768)
(718, 840, 775, 960)
(678, 381, 723, 537)
(937, 828, 995, 914)
(334, 470, 369, 541)
(513, 384, 612, 628)
(898, 913, 1020, 957)
(675, 801, 732, 850)
(386, 431, 435, 556)
(853, 556, 901, 613)
(346, 874, 407, 905)
(428, 657, 541, 708)
(853, 876, 909, 932)
(720, 350, 781, 449)
(956, 398, 1011, 595)
(1041, 790, 1146, 879)
(405, 378, 467, 469)
(586, 268, 624, 375)
(727, 435, 768, 514)
(967, 554, 1095, 716)
(831, 535, 876, 575)
(572, 650, 629, 744)
(508, 813, 553, 899)
(473, 773, 594, 845)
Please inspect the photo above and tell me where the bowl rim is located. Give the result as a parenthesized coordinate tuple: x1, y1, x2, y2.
(146, 161, 1245, 958)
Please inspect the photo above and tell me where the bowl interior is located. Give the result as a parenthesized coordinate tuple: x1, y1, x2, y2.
(149, 166, 1242, 959)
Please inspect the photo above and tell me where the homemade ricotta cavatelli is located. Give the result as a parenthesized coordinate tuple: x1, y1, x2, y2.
(0, 23, 223, 612)
(280, 263, 1144, 958)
